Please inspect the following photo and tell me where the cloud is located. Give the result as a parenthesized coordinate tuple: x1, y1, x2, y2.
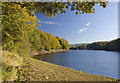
(41, 21, 60, 25)
(78, 27, 87, 33)
(78, 22, 91, 33)
(85, 22, 90, 26)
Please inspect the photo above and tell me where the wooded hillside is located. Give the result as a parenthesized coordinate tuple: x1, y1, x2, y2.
(2, 2, 70, 57)
(70, 38, 120, 52)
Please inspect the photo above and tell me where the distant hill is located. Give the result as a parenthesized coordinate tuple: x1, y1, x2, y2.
(70, 38, 120, 52)
(70, 43, 89, 48)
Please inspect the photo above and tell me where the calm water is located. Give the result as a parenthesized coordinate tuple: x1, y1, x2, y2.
(33, 50, 118, 79)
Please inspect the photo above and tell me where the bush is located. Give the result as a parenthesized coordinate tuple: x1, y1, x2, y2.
(12, 41, 31, 57)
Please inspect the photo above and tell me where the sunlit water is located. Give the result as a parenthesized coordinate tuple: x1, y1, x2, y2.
(33, 50, 118, 79)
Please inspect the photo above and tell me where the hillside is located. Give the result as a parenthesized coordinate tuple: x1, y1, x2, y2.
(70, 38, 120, 52)
(70, 43, 89, 48)
(2, 2, 70, 58)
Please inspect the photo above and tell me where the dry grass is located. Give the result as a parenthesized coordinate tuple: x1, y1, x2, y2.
(2, 51, 23, 67)
(2, 51, 22, 81)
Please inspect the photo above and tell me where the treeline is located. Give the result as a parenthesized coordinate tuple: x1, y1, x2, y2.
(70, 38, 120, 52)
(3, 28, 70, 57)
(2, 2, 108, 57)
(2, 3, 69, 57)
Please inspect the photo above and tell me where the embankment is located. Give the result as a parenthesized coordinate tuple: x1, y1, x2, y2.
(30, 49, 70, 57)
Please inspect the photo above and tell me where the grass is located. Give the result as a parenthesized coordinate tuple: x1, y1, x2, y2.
(1, 51, 117, 81)
(2, 51, 22, 81)
(2, 51, 23, 67)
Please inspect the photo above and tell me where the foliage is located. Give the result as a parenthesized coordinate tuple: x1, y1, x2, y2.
(45, 44, 51, 51)
(29, 30, 43, 51)
(2, 2, 108, 56)
(18, 2, 108, 17)
(70, 38, 120, 52)
(58, 38, 70, 50)
(2, 2, 70, 57)
(46, 33, 61, 49)
(2, 2, 40, 56)
(105, 38, 120, 51)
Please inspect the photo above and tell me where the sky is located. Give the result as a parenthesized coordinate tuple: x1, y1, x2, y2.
(35, 2, 118, 44)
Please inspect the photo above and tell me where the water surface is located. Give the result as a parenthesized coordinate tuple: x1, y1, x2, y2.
(33, 50, 118, 78)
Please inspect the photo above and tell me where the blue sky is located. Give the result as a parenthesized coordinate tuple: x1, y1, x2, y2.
(35, 2, 118, 44)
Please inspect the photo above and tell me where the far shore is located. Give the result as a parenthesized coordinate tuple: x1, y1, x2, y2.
(30, 49, 70, 57)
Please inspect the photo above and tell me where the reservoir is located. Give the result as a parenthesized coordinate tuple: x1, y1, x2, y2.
(33, 50, 118, 79)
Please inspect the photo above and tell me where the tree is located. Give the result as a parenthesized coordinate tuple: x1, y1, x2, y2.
(58, 38, 70, 50)
(2, 2, 40, 56)
(17, 2, 108, 18)
(46, 33, 61, 49)
(2, 1, 108, 55)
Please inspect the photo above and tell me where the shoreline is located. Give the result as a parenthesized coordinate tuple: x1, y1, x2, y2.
(30, 49, 118, 80)
(23, 57, 117, 81)
(30, 49, 70, 57)
(70, 49, 120, 52)
(2, 51, 117, 81)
